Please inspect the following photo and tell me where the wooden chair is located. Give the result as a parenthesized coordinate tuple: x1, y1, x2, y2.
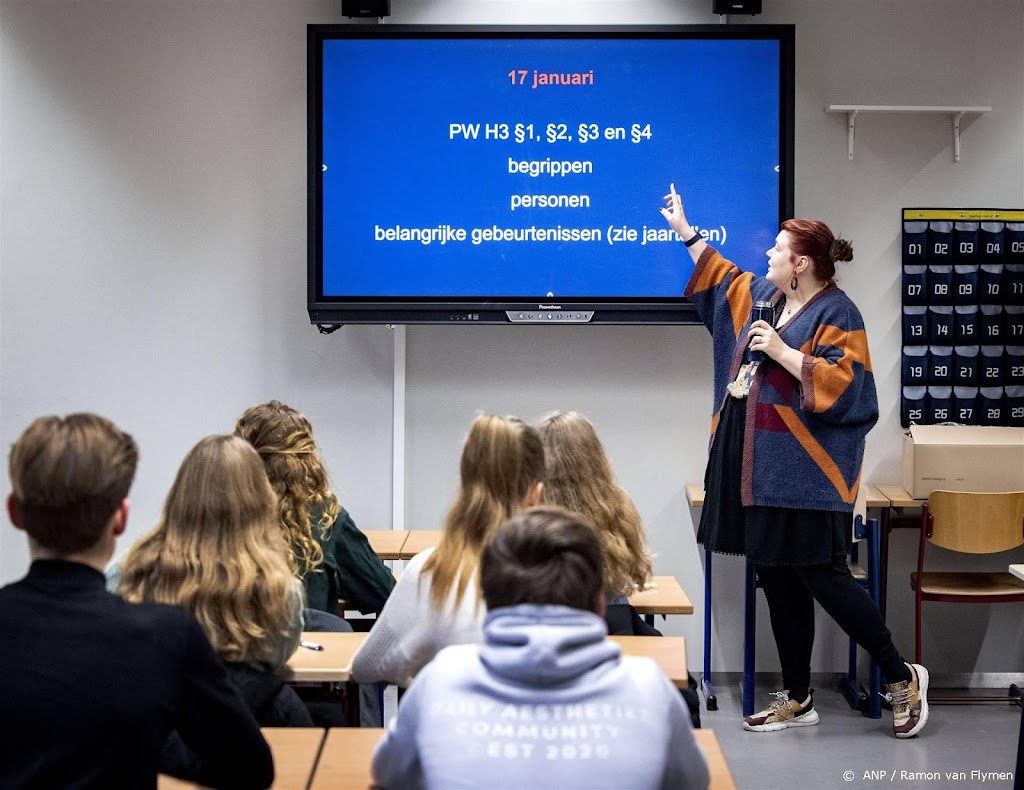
(912, 490, 1024, 703)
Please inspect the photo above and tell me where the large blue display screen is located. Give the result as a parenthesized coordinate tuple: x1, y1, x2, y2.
(310, 27, 793, 319)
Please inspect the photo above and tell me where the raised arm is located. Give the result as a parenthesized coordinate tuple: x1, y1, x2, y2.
(660, 182, 706, 262)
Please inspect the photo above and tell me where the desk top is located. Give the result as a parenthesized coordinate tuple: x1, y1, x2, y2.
(362, 530, 409, 560)
(286, 632, 687, 688)
(311, 727, 384, 790)
(400, 530, 444, 559)
(873, 484, 922, 508)
(628, 575, 694, 615)
(687, 482, 888, 509)
(313, 726, 733, 790)
(158, 727, 325, 790)
(611, 635, 688, 689)
(695, 729, 737, 790)
(281, 632, 365, 683)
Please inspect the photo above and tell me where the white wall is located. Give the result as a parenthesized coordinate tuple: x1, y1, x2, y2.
(2, 0, 1022, 674)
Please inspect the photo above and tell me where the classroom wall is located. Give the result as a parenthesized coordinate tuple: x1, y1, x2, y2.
(1, 0, 1022, 674)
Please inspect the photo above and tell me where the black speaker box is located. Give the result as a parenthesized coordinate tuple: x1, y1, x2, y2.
(342, 0, 390, 18)
(713, 0, 762, 14)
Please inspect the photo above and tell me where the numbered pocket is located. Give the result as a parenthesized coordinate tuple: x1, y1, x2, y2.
(927, 346, 953, 386)
(953, 387, 979, 425)
(902, 306, 928, 344)
(953, 346, 980, 386)
(980, 305, 1004, 343)
(927, 386, 953, 423)
(980, 346, 1005, 387)
(927, 265, 954, 306)
(903, 265, 928, 306)
(901, 346, 928, 386)
(901, 386, 928, 427)
(953, 306, 979, 344)
(928, 221, 953, 264)
(979, 387, 1005, 425)
(902, 220, 928, 265)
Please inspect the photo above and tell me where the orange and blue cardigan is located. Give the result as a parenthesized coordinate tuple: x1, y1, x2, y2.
(686, 246, 878, 512)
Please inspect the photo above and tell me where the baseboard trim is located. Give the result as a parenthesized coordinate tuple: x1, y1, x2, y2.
(709, 671, 1024, 690)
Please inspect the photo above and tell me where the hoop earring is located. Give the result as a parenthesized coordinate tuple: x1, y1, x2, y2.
(790, 276, 798, 292)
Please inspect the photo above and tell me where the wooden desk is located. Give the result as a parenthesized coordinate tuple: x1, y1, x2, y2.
(311, 727, 384, 790)
(399, 530, 443, 559)
(282, 632, 366, 683)
(611, 635, 688, 689)
(874, 483, 922, 509)
(687, 482, 888, 510)
(159, 727, 325, 790)
(871, 483, 926, 618)
(695, 729, 736, 790)
(363, 530, 409, 560)
(289, 633, 687, 689)
(312, 726, 734, 790)
(629, 575, 694, 615)
(685, 482, 706, 508)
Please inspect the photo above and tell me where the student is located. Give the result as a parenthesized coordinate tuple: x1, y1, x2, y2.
(535, 409, 702, 728)
(534, 410, 654, 634)
(235, 400, 395, 621)
(351, 413, 545, 687)
(0, 414, 273, 789)
(371, 506, 710, 790)
(118, 434, 311, 727)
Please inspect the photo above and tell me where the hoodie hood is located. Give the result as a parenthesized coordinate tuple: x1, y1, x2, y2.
(479, 604, 620, 686)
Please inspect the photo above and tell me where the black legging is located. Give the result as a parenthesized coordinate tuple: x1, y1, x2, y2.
(755, 558, 910, 701)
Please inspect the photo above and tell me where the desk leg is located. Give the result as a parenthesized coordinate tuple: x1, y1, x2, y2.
(345, 681, 361, 727)
(702, 546, 718, 711)
(868, 517, 883, 719)
(879, 507, 890, 619)
(742, 559, 756, 717)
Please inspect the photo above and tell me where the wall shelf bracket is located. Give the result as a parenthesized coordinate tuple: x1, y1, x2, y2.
(825, 105, 992, 162)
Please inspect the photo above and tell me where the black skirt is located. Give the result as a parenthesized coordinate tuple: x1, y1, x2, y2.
(697, 394, 851, 566)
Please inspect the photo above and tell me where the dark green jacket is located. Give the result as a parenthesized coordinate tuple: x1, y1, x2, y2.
(303, 507, 396, 616)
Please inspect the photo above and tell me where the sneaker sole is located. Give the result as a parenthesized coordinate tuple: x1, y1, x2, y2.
(743, 709, 820, 732)
(895, 664, 929, 739)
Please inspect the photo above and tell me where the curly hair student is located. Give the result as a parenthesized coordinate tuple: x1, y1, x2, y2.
(235, 400, 395, 619)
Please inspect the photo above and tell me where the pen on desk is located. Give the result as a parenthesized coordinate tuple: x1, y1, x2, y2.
(300, 640, 323, 651)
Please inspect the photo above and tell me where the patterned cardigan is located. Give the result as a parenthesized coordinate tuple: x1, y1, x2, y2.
(686, 246, 878, 512)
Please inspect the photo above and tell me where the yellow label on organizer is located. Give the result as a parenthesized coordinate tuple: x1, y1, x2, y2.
(903, 208, 1024, 222)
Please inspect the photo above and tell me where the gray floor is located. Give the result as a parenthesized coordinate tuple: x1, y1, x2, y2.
(703, 676, 1019, 790)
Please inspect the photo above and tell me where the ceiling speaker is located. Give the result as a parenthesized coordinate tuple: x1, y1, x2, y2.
(713, 0, 762, 14)
(342, 0, 390, 18)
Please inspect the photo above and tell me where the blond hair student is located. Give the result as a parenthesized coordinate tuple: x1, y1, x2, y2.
(535, 410, 653, 601)
(351, 413, 545, 687)
(118, 435, 309, 724)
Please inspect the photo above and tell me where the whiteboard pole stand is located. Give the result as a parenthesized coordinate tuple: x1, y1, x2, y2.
(391, 324, 406, 533)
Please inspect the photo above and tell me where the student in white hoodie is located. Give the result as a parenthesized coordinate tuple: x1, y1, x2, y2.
(371, 506, 710, 790)
(351, 414, 545, 687)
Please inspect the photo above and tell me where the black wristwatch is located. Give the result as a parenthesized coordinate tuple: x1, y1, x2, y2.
(684, 230, 703, 247)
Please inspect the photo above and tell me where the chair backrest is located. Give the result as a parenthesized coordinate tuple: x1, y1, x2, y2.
(925, 490, 1024, 554)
